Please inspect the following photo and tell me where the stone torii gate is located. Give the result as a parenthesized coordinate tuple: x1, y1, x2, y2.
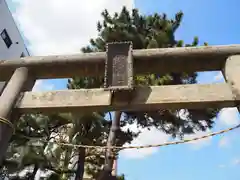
(0, 42, 240, 178)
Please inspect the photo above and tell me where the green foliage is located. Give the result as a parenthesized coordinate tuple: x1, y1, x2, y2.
(2, 113, 76, 179)
(77, 6, 218, 140)
(3, 6, 219, 180)
(66, 6, 219, 179)
(117, 174, 125, 180)
(66, 87, 137, 179)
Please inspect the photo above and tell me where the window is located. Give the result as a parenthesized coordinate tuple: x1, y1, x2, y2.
(1, 29, 12, 48)
(20, 52, 25, 57)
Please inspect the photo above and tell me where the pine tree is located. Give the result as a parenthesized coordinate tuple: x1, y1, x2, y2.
(2, 108, 135, 179)
(81, 6, 218, 137)
(71, 6, 218, 179)
(67, 80, 136, 180)
(2, 113, 75, 179)
(3, 6, 219, 180)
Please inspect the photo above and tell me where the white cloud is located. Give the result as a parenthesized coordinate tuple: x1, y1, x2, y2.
(13, 0, 234, 161)
(11, 1, 134, 176)
(214, 107, 240, 149)
(12, 0, 134, 92)
(120, 127, 212, 159)
(121, 123, 170, 159)
(182, 129, 212, 150)
(12, 0, 134, 56)
(32, 80, 55, 91)
(120, 117, 211, 159)
(232, 158, 240, 165)
(219, 136, 230, 148)
(218, 108, 240, 127)
(218, 164, 226, 168)
(178, 110, 212, 150)
(217, 158, 240, 168)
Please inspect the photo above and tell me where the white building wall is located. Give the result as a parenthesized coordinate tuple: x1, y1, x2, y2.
(0, 0, 29, 92)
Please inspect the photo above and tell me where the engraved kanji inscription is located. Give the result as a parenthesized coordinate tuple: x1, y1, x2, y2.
(104, 42, 133, 90)
(112, 55, 127, 86)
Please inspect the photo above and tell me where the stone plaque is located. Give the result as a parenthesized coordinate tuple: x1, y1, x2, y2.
(104, 42, 133, 91)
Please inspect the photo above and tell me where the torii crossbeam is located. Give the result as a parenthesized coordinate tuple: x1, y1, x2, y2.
(0, 43, 240, 175)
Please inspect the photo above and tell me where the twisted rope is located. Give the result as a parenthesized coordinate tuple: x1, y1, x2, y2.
(0, 117, 15, 133)
(52, 123, 240, 150)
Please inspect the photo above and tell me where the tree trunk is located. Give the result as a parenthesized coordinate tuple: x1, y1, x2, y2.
(74, 147, 86, 180)
(29, 164, 38, 180)
(112, 159, 117, 176)
(61, 126, 75, 180)
(97, 111, 121, 180)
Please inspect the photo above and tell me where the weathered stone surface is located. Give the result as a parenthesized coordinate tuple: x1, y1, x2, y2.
(15, 84, 235, 113)
(104, 42, 133, 91)
(1, 45, 239, 80)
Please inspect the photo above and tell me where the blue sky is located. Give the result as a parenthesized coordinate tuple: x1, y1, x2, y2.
(117, 0, 240, 180)
(6, 0, 240, 179)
